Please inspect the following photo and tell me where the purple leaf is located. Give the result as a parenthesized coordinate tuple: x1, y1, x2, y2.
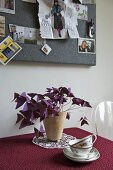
(37, 94, 45, 100)
(72, 97, 83, 106)
(59, 97, 67, 104)
(80, 117, 84, 121)
(81, 119, 89, 126)
(34, 127, 39, 137)
(40, 116, 45, 122)
(27, 93, 37, 98)
(47, 106, 59, 116)
(80, 117, 89, 126)
(60, 87, 69, 95)
(33, 111, 40, 119)
(60, 87, 75, 97)
(23, 103, 28, 111)
(28, 93, 45, 101)
(12, 93, 19, 101)
(26, 100, 38, 111)
(34, 126, 45, 138)
(21, 92, 27, 97)
(46, 88, 52, 92)
(68, 87, 71, 92)
(42, 100, 50, 107)
(68, 93, 75, 97)
(21, 92, 30, 102)
(19, 119, 34, 129)
(19, 110, 32, 120)
(40, 125, 45, 133)
(66, 112, 70, 120)
(72, 98, 91, 108)
(15, 96, 27, 109)
(43, 108, 48, 118)
(52, 87, 59, 93)
(37, 102, 47, 113)
(44, 93, 53, 99)
(16, 113, 24, 124)
(38, 132, 44, 137)
(82, 101, 92, 108)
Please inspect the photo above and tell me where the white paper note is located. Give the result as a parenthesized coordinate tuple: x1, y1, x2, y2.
(38, 0, 80, 39)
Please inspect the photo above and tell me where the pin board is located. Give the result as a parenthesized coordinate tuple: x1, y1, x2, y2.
(0, 1, 96, 66)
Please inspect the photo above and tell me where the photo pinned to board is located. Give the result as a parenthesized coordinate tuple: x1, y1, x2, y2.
(38, 0, 79, 39)
(41, 44, 52, 55)
(74, 4, 88, 20)
(0, 0, 15, 14)
(9, 24, 43, 45)
(0, 36, 22, 65)
(0, 15, 5, 37)
(78, 38, 95, 54)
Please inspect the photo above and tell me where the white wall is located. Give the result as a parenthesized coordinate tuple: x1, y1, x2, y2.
(0, 0, 113, 138)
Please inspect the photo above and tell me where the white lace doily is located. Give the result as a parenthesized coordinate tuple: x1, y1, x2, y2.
(32, 133, 76, 149)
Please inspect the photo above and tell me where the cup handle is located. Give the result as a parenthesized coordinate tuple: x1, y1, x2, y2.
(92, 134, 97, 144)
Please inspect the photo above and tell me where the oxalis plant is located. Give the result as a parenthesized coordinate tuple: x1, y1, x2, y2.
(13, 87, 92, 137)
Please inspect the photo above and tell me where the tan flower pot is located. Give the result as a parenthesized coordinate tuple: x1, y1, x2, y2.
(43, 112, 66, 141)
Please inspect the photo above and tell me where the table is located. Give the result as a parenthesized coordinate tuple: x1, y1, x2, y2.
(0, 128, 113, 170)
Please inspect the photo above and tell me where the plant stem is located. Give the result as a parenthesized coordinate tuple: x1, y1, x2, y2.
(64, 106, 81, 112)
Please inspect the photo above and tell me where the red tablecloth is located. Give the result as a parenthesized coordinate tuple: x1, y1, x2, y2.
(0, 128, 113, 170)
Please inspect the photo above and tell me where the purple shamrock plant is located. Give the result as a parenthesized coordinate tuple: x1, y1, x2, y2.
(13, 87, 92, 136)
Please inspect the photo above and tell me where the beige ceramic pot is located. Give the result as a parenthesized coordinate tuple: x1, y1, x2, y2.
(43, 112, 66, 141)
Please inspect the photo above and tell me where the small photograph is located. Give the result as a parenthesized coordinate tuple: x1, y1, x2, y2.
(39, 0, 68, 39)
(51, 0, 66, 39)
(0, 0, 15, 14)
(74, 4, 88, 20)
(41, 44, 52, 55)
(0, 16, 5, 37)
(9, 24, 43, 45)
(78, 38, 95, 54)
(12, 25, 24, 43)
(0, 36, 22, 65)
(24, 27, 39, 44)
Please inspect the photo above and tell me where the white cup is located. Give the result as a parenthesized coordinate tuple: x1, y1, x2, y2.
(73, 134, 97, 148)
(69, 134, 97, 157)
(70, 144, 92, 157)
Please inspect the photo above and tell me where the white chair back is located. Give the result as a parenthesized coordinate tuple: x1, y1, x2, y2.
(93, 101, 113, 141)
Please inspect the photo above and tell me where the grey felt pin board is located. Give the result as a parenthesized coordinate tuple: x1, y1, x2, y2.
(0, 1, 96, 65)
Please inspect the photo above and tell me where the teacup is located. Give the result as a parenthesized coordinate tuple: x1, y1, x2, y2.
(69, 134, 97, 157)
(70, 144, 93, 157)
(72, 134, 97, 148)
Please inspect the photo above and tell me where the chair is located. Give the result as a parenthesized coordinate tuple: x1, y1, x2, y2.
(93, 101, 113, 141)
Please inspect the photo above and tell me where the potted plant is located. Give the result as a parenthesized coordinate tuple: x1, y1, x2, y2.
(13, 87, 91, 141)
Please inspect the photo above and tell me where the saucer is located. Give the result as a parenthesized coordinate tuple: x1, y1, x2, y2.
(63, 147, 100, 163)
